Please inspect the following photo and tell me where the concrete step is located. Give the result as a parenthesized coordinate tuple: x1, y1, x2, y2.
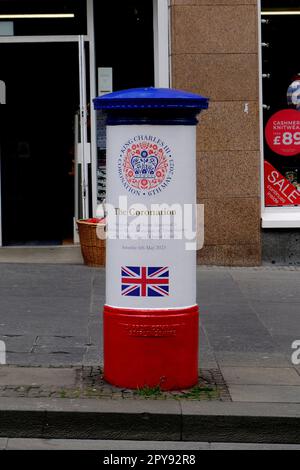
(0, 398, 300, 443)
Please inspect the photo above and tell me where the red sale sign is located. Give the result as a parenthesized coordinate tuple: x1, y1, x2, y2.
(265, 109, 300, 156)
(264, 161, 300, 206)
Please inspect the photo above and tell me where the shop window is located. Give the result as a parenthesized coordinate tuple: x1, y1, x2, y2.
(0, 0, 87, 35)
(94, 0, 154, 203)
(261, 0, 300, 223)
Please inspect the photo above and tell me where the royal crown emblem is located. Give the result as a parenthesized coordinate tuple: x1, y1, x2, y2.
(131, 151, 158, 179)
(123, 140, 170, 192)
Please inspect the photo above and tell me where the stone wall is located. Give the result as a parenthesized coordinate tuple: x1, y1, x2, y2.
(170, 0, 261, 265)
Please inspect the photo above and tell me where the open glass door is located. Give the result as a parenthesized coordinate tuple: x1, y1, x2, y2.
(0, 42, 80, 246)
(74, 35, 91, 242)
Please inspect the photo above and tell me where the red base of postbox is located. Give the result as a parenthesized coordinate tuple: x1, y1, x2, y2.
(103, 304, 199, 391)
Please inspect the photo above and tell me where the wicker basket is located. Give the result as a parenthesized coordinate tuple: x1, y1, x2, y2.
(77, 219, 106, 267)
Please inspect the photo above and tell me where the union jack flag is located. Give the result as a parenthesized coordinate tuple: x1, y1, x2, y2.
(121, 266, 169, 297)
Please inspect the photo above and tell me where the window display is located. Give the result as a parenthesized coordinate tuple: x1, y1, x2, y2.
(262, 1, 300, 207)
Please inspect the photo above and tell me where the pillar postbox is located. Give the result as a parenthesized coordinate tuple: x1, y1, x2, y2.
(93, 87, 209, 390)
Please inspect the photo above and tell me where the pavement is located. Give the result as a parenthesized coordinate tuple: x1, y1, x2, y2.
(1, 438, 300, 450)
(0, 246, 83, 264)
(0, 263, 300, 444)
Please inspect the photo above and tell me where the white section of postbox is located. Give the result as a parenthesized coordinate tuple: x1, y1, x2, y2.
(106, 124, 197, 309)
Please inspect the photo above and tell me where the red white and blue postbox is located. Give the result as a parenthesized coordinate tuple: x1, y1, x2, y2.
(93, 87, 209, 390)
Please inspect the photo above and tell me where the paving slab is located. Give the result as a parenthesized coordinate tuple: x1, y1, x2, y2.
(200, 303, 277, 353)
(6, 353, 85, 367)
(0, 438, 8, 450)
(83, 347, 103, 365)
(271, 334, 299, 356)
(5, 438, 210, 450)
(0, 367, 76, 386)
(36, 336, 88, 349)
(32, 347, 87, 357)
(180, 400, 300, 417)
(0, 284, 92, 299)
(0, 296, 90, 316)
(215, 351, 291, 368)
(250, 301, 300, 336)
(0, 317, 88, 337)
(0, 335, 36, 353)
(221, 366, 300, 386)
(205, 334, 276, 354)
(0, 246, 83, 264)
(229, 268, 300, 278)
(197, 279, 247, 305)
(210, 442, 300, 450)
(4, 438, 300, 450)
(228, 385, 300, 403)
(234, 278, 300, 303)
(198, 352, 218, 369)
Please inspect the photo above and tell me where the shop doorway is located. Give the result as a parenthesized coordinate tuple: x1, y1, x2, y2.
(0, 42, 79, 245)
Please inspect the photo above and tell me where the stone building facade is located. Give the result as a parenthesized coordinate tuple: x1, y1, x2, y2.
(171, 0, 261, 266)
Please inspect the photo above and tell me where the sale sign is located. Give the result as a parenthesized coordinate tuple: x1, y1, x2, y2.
(264, 161, 300, 206)
(265, 109, 300, 156)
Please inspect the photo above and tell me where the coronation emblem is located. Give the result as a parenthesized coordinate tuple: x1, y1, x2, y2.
(118, 137, 174, 195)
(124, 142, 168, 190)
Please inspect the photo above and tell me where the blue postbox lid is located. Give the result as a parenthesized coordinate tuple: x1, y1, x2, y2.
(93, 87, 209, 111)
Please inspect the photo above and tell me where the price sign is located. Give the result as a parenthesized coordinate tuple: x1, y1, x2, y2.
(265, 109, 300, 156)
